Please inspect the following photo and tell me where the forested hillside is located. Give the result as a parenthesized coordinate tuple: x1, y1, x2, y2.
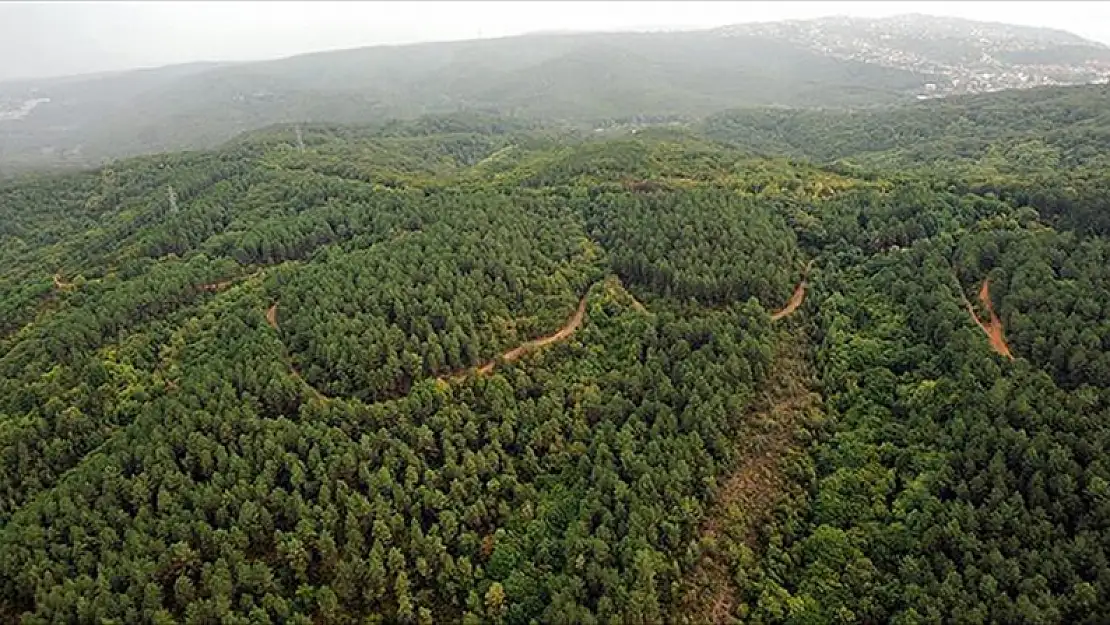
(0, 27, 931, 175)
(5, 13, 1110, 175)
(3, 84, 1110, 623)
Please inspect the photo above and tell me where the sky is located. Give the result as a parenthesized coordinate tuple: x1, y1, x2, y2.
(1, 1, 1109, 82)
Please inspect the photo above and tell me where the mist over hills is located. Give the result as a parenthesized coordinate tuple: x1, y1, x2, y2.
(1, 13, 1108, 174)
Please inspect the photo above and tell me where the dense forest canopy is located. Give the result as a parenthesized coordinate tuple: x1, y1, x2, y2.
(1, 80, 1110, 624)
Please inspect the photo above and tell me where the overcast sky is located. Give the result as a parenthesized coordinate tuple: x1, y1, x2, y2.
(2, 1, 1109, 82)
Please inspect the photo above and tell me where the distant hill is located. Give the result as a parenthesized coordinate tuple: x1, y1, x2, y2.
(729, 14, 1110, 94)
(702, 84, 1110, 169)
(1, 14, 1108, 174)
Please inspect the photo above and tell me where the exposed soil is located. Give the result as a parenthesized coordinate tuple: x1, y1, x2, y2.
(444, 293, 590, 381)
(267, 288, 590, 399)
(627, 292, 650, 315)
(771, 260, 815, 321)
(198, 269, 265, 294)
(962, 279, 1014, 360)
(676, 330, 818, 624)
(265, 302, 279, 331)
(52, 273, 74, 290)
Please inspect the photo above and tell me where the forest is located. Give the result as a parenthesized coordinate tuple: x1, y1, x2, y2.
(1, 84, 1110, 624)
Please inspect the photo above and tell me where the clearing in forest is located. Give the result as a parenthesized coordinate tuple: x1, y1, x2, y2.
(675, 330, 819, 624)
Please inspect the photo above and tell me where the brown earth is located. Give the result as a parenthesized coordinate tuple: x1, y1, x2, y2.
(52, 273, 74, 290)
(265, 302, 279, 330)
(771, 260, 815, 321)
(197, 279, 234, 292)
(627, 291, 650, 315)
(675, 330, 818, 624)
(198, 269, 265, 294)
(443, 293, 590, 381)
(266, 288, 589, 399)
(962, 278, 1014, 360)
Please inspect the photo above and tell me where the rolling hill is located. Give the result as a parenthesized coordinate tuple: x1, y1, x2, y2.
(4, 81, 1110, 622)
(3, 14, 1108, 175)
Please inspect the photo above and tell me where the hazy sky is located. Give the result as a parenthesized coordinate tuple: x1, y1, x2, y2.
(2, 1, 1109, 81)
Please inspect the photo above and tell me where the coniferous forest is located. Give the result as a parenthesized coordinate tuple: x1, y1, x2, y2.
(2, 85, 1110, 623)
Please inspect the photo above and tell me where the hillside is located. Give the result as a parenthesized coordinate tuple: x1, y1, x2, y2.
(4, 84, 1110, 622)
(732, 14, 1110, 95)
(704, 83, 1110, 165)
(3, 14, 1109, 174)
(704, 84, 1110, 234)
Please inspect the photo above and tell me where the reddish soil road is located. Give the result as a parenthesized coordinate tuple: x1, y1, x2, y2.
(448, 294, 589, 380)
(964, 279, 1014, 360)
(771, 260, 815, 321)
(198, 279, 234, 293)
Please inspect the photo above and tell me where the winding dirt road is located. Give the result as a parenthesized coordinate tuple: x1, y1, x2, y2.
(963, 279, 1014, 360)
(446, 293, 590, 380)
(265, 288, 591, 393)
(198, 279, 234, 293)
(771, 260, 815, 321)
(477, 295, 588, 374)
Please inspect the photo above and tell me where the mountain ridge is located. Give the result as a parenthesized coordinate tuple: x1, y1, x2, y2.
(1, 13, 1107, 174)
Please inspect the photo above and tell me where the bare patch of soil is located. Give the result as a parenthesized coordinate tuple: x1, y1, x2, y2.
(962, 278, 1014, 360)
(52, 273, 74, 290)
(771, 260, 815, 321)
(443, 293, 590, 381)
(265, 302, 279, 330)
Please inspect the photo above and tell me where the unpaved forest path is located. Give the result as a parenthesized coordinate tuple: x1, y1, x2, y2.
(199, 269, 265, 294)
(442, 293, 590, 381)
(55, 270, 255, 294)
(771, 260, 815, 321)
(675, 330, 819, 624)
(265, 302, 279, 330)
(627, 292, 649, 315)
(962, 278, 1014, 360)
(52, 273, 74, 290)
(198, 279, 235, 292)
(266, 286, 593, 395)
(262, 301, 327, 401)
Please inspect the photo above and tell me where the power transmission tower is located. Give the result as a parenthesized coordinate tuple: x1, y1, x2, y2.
(295, 125, 305, 153)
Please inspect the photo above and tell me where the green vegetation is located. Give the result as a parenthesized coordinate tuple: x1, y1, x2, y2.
(2, 83, 1110, 623)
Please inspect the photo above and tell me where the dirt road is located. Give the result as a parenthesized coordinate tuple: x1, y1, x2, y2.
(445, 293, 590, 381)
(771, 260, 815, 321)
(265, 303, 279, 330)
(963, 279, 1014, 360)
